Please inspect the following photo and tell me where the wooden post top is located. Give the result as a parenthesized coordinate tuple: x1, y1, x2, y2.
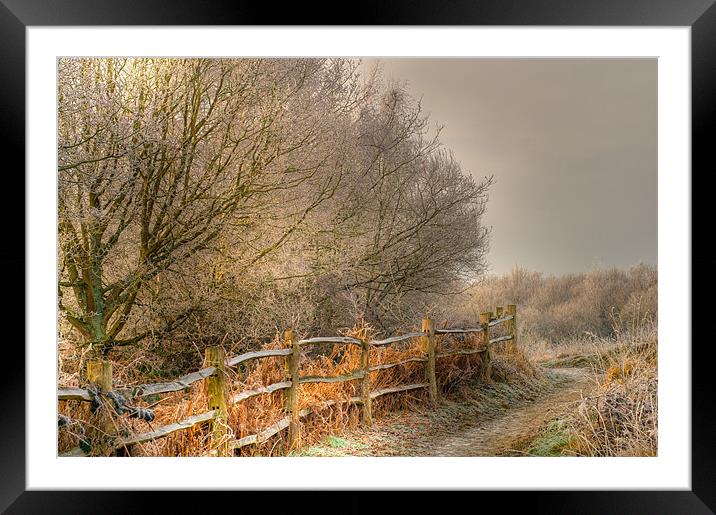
(204, 346, 225, 364)
(421, 317, 435, 335)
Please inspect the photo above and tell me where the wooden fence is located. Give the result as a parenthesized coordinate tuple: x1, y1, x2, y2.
(58, 304, 517, 456)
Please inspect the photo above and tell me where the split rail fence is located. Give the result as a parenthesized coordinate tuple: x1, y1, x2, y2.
(58, 304, 517, 456)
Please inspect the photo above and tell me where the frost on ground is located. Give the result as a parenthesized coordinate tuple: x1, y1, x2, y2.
(294, 367, 596, 457)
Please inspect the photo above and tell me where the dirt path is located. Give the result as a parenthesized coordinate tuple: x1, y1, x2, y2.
(416, 367, 594, 456)
(299, 366, 597, 457)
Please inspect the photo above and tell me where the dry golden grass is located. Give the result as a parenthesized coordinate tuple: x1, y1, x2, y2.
(563, 317, 658, 457)
(520, 330, 620, 365)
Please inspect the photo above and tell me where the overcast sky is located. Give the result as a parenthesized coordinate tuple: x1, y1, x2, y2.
(364, 59, 657, 275)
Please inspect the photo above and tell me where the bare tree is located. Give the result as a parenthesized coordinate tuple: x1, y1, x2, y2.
(287, 85, 493, 331)
(57, 58, 493, 359)
(57, 58, 363, 355)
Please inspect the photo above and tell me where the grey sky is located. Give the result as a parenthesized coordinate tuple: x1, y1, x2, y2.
(365, 59, 657, 275)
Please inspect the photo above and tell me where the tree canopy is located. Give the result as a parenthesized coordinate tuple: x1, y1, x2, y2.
(58, 58, 492, 359)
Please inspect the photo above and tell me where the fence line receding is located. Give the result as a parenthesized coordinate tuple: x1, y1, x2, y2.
(58, 304, 517, 456)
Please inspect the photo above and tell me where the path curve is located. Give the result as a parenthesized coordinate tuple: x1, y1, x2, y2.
(415, 367, 594, 456)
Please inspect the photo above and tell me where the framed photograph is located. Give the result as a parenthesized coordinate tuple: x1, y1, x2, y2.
(6, 0, 713, 512)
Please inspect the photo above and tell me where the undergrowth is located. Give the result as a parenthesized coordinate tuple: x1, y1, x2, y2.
(526, 311, 657, 457)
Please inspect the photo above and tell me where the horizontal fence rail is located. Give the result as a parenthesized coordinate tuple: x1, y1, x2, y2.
(58, 387, 94, 402)
(370, 332, 425, 346)
(117, 410, 218, 448)
(433, 315, 514, 335)
(489, 315, 514, 327)
(298, 336, 363, 346)
(368, 356, 428, 372)
(58, 303, 518, 457)
(118, 367, 217, 398)
(227, 348, 292, 367)
(298, 371, 365, 384)
(231, 381, 292, 405)
(435, 327, 484, 334)
(370, 382, 430, 399)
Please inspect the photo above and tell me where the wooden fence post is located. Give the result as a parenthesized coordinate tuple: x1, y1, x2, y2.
(421, 318, 438, 403)
(506, 304, 517, 354)
(87, 359, 113, 392)
(205, 346, 229, 456)
(494, 307, 505, 351)
(479, 312, 492, 382)
(284, 330, 301, 449)
(86, 359, 113, 455)
(360, 339, 373, 426)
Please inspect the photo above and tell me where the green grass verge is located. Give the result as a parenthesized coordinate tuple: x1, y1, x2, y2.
(526, 419, 574, 456)
(289, 435, 369, 457)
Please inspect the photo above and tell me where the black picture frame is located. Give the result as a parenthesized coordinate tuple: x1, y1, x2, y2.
(3, 1, 713, 512)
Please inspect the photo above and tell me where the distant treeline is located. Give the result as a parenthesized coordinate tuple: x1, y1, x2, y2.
(447, 263, 657, 343)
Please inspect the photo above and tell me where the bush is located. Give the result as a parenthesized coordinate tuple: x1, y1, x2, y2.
(446, 263, 657, 358)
